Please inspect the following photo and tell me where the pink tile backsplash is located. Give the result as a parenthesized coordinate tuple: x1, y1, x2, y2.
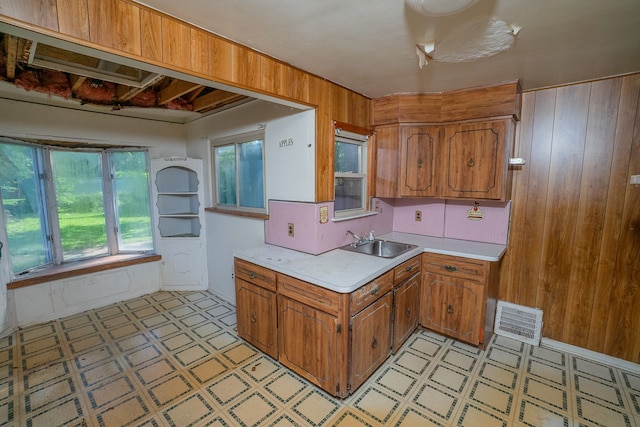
(265, 198, 510, 254)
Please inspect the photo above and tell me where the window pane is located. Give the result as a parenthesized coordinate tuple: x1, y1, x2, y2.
(334, 177, 364, 211)
(238, 140, 264, 209)
(111, 151, 153, 251)
(215, 145, 236, 206)
(335, 141, 361, 173)
(51, 151, 108, 261)
(0, 142, 50, 273)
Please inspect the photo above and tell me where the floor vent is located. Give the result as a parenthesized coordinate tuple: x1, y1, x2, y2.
(494, 301, 543, 346)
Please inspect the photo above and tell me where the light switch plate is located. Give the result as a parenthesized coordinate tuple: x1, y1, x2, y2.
(630, 175, 640, 185)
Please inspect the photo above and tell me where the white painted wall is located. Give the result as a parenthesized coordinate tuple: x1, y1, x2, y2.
(186, 100, 315, 303)
(0, 99, 188, 328)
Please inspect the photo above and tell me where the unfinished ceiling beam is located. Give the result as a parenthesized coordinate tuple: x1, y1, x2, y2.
(157, 79, 203, 105)
(116, 74, 165, 102)
(69, 74, 87, 92)
(192, 89, 245, 112)
(4, 35, 18, 79)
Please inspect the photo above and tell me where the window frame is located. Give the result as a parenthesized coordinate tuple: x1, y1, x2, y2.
(0, 138, 154, 277)
(333, 128, 369, 219)
(210, 130, 267, 215)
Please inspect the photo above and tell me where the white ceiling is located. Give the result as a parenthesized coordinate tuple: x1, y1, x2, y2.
(134, 0, 640, 98)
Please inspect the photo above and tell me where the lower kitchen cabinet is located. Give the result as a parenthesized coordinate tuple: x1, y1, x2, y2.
(350, 292, 393, 391)
(421, 252, 500, 347)
(278, 294, 341, 393)
(234, 259, 278, 359)
(393, 273, 421, 351)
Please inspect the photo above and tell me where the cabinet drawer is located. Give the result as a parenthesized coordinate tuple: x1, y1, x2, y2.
(234, 258, 277, 291)
(278, 274, 341, 316)
(350, 270, 394, 315)
(394, 256, 421, 285)
(422, 253, 488, 284)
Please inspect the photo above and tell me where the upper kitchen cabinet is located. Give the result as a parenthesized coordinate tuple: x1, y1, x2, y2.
(441, 119, 514, 200)
(373, 82, 521, 201)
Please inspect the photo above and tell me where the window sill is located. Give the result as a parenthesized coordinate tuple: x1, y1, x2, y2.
(205, 207, 269, 220)
(7, 254, 162, 290)
(331, 211, 378, 222)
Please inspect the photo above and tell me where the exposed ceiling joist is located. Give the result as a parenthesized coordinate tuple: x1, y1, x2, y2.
(157, 79, 204, 105)
(192, 89, 245, 112)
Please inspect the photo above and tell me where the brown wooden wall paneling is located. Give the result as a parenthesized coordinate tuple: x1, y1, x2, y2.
(87, 0, 140, 55)
(589, 75, 640, 355)
(0, 0, 59, 31)
(562, 79, 621, 347)
(602, 75, 640, 362)
(57, 0, 88, 39)
(161, 17, 190, 70)
(501, 74, 640, 363)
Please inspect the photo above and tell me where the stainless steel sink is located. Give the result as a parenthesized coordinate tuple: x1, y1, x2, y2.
(339, 239, 418, 258)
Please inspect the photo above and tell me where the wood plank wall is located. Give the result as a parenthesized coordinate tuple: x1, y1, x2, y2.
(0, 0, 371, 203)
(500, 74, 640, 363)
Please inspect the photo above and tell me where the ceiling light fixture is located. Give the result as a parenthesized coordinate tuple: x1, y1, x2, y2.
(405, 0, 478, 17)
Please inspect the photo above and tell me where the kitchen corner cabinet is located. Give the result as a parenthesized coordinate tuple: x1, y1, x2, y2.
(151, 158, 208, 290)
(421, 252, 500, 348)
(375, 118, 515, 201)
(234, 259, 278, 359)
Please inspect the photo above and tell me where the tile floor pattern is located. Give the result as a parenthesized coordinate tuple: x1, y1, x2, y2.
(0, 290, 638, 426)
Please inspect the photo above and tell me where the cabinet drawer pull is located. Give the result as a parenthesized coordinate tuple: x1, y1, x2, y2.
(447, 304, 453, 314)
(467, 158, 475, 167)
(443, 265, 458, 272)
(370, 286, 379, 296)
(371, 337, 377, 349)
(404, 266, 413, 272)
(249, 272, 256, 279)
(250, 312, 257, 323)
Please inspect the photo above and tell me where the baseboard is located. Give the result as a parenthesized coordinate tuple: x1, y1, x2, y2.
(541, 337, 640, 374)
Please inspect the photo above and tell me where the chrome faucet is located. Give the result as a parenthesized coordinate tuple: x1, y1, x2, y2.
(346, 230, 373, 247)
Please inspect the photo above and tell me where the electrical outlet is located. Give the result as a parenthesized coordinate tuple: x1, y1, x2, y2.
(415, 210, 422, 222)
(288, 223, 294, 237)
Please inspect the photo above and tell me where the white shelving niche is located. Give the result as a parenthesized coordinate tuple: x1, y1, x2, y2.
(151, 157, 208, 290)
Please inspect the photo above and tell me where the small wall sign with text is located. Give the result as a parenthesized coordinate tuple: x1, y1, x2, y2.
(467, 203, 485, 220)
(279, 138, 294, 148)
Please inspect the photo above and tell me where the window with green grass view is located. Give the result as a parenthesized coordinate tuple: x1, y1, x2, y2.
(0, 139, 153, 276)
(334, 130, 368, 216)
(212, 130, 265, 213)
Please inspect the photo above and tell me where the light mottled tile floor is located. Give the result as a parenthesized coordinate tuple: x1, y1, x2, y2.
(1, 290, 639, 426)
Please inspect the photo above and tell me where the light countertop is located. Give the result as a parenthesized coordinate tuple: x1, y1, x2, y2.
(233, 232, 506, 293)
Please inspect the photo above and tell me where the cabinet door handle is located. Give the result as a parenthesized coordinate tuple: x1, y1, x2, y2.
(447, 304, 453, 314)
(405, 308, 411, 318)
(467, 158, 475, 167)
(371, 337, 377, 349)
(370, 286, 379, 296)
(443, 265, 458, 272)
(417, 158, 423, 169)
(250, 312, 257, 323)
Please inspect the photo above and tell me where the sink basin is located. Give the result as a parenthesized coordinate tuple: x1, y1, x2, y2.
(339, 239, 418, 258)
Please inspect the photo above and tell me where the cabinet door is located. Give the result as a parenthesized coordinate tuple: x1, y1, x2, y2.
(441, 120, 508, 200)
(399, 126, 440, 197)
(278, 296, 339, 393)
(236, 278, 277, 359)
(350, 293, 392, 391)
(393, 274, 421, 352)
(422, 273, 484, 345)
